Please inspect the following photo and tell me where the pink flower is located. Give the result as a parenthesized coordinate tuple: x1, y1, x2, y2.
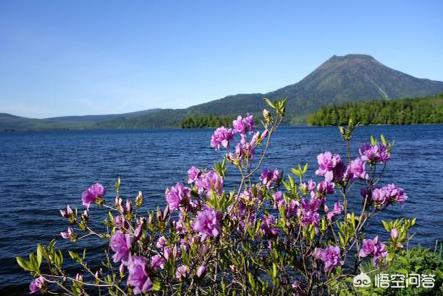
(29, 276, 45, 294)
(127, 256, 152, 294)
(232, 114, 254, 134)
(156, 236, 167, 249)
(150, 254, 166, 270)
(81, 183, 105, 209)
(313, 246, 343, 272)
(260, 168, 281, 189)
(187, 166, 201, 184)
(110, 230, 131, 263)
(359, 144, 390, 164)
(195, 171, 224, 195)
(176, 265, 189, 280)
(326, 201, 344, 221)
(210, 127, 234, 150)
(60, 227, 75, 240)
(260, 214, 279, 238)
(315, 152, 344, 182)
(345, 158, 368, 180)
(192, 207, 222, 241)
(165, 183, 191, 211)
(359, 236, 388, 266)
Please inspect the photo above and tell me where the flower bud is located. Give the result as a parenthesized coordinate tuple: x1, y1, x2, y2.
(391, 228, 399, 240)
(135, 191, 144, 208)
(163, 206, 170, 220)
(75, 273, 83, 283)
(119, 263, 125, 277)
(125, 200, 132, 214)
(114, 196, 123, 212)
(156, 207, 163, 221)
(176, 265, 189, 280)
(263, 109, 272, 124)
(196, 265, 207, 278)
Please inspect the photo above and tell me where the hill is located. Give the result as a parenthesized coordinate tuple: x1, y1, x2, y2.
(2, 54, 443, 130)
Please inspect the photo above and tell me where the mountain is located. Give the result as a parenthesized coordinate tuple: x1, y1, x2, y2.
(2, 54, 443, 130)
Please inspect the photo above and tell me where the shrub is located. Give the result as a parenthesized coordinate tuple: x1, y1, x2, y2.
(18, 99, 431, 295)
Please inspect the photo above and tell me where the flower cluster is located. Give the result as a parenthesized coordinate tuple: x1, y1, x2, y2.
(359, 236, 388, 265)
(260, 168, 282, 189)
(81, 182, 105, 209)
(359, 143, 391, 164)
(368, 184, 408, 209)
(313, 246, 343, 272)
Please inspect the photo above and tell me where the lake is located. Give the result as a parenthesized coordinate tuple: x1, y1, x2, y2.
(1, 125, 442, 293)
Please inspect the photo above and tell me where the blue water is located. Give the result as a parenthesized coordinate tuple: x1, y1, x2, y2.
(0, 125, 442, 293)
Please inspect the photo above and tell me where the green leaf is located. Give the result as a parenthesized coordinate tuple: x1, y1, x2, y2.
(380, 134, 387, 146)
(115, 177, 121, 193)
(272, 263, 277, 279)
(152, 280, 161, 291)
(263, 98, 275, 109)
(248, 272, 256, 290)
(16, 257, 33, 272)
(36, 244, 43, 268)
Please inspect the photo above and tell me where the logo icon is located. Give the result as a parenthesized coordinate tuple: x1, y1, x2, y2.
(353, 272, 372, 288)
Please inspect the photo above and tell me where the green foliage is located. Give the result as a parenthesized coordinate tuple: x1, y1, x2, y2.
(307, 93, 443, 126)
(355, 247, 443, 296)
(181, 115, 234, 128)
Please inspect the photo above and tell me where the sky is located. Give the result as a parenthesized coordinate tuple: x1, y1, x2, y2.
(0, 0, 442, 118)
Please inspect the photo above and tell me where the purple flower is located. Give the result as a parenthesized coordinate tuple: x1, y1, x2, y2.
(192, 207, 222, 241)
(383, 184, 408, 204)
(187, 166, 201, 184)
(60, 227, 75, 240)
(127, 256, 152, 294)
(150, 254, 166, 270)
(359, 143, 390, 164)
(316, 181, 335, 196)
(29, 276, 45, 294)
(110, 230, 131, 263)
(345, 158, 368, 180)
(260, 168, 281, 189)
(326, 201, 344, 221)
(300, 197, 322, 227)
(232, 114, 254, 134)
(260, 214, 279, 238)
(165, 183, 191, 211)
(156, 236, 167, 249)
(82, 183, 105, 209)
(231, 133, 258, 161)
(315, 152, 344, 182)
(195, 171, 224, 195)
(210, 127, 234, 150)
(359, 236, 388, 266)
(272, 191, 284, 209)
(176, 265, 189, 280)
(313, 246, 343, 272)
(371, 184, 407, 208)
(371, 187, 388, 208)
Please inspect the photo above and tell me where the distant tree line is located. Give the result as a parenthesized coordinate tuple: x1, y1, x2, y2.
(307, 93, 443, 126)
(181, 115, 234, 128)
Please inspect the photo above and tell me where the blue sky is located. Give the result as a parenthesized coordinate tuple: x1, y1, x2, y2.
(0, 0, 442, 118)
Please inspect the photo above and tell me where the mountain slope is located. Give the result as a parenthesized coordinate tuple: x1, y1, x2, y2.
(2, 54, 443, 130)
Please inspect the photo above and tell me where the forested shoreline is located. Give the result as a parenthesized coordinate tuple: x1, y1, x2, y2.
(181, 115, 234, 128)
(307, 93, 443, 126)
